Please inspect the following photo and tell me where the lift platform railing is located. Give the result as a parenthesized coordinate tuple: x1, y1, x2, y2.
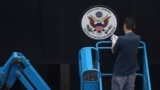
(95, 41, 151, 90)
(78, 41, 151, 90)
(78, 47, 103, 90)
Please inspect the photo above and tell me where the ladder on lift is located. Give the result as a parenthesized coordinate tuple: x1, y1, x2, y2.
(78, 41, 151, 90)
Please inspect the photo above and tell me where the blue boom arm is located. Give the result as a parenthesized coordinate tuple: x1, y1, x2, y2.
(0, 52, 51, 90)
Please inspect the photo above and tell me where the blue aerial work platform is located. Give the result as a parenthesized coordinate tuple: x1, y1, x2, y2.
(0, 52, 51, 90)
(78, 41, 151, 90)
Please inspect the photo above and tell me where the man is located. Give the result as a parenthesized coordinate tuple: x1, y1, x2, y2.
(111, 17, 141, 90)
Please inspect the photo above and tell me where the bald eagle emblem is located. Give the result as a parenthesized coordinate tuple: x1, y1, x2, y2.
(81, 6, 118, 40)
(87, 14, 111, 33)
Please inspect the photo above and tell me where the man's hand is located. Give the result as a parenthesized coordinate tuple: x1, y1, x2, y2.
(111, 34, 118, 43)
(111, 34, 118, 54)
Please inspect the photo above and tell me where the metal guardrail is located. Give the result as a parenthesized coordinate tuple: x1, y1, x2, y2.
(78, 41, 151, 90)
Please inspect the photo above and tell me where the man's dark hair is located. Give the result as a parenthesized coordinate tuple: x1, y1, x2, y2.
(124, 17, 136, 30)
